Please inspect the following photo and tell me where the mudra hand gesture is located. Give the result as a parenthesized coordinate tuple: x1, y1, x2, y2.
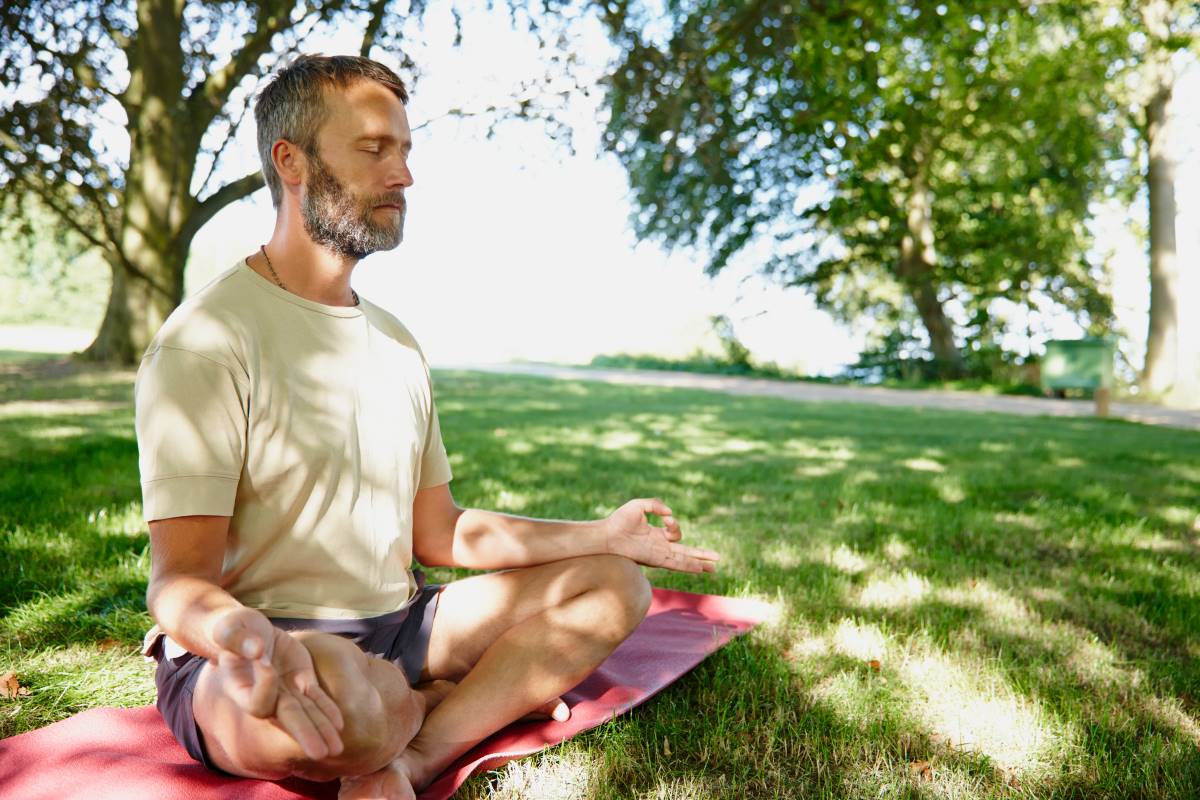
(210, 606, 346, 760)
(603, 497, 720, 573)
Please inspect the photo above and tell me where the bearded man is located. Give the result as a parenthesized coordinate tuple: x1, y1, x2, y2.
(136, 54, 719, 799)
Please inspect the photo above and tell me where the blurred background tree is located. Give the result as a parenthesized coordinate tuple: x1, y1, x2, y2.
(597, 0, 1133, 379)
(0, 0, 578, 364)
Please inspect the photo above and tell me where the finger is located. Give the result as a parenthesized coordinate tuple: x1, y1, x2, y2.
(213, 618, 265, 661)
(247, 657, 279, 718)
(671, 545, 720, 573)
(295, 689, 344, 757)
(639, 497, 673, 519)
(661, 515, 682, 541)
(291, 670, 345, 731)
(275, 689, 330, 761)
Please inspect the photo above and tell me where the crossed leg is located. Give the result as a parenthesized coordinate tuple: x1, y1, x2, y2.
(190, 553, 650, 794)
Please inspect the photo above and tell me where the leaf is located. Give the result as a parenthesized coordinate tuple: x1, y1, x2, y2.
(663, 736, 671, 757)
(0, 671, 30, 699)
(909, 760, 933, 781)
(868, 659, 882, 672)
(96, 638, 122, 651)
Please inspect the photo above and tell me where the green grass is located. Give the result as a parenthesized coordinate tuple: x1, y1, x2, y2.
(2, 353, 1199, 798)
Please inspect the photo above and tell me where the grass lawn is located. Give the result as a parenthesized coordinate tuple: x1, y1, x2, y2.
(2, 352, 1199, 799)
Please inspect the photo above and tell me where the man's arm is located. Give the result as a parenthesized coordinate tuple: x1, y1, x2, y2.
(146, 515, 345, 760)
(411, 483, 719, 573)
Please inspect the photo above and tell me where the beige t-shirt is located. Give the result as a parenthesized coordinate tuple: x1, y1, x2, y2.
(135, 260, 452, 620)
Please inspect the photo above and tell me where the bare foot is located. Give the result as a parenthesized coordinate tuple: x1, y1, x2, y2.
(338, 759, 415, 800)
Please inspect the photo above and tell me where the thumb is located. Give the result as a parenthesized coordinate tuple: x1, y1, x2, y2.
(212, 612, 266, 661)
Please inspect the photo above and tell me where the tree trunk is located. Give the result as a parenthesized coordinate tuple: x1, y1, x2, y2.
(1141, 0, 1180, 397)
(898, 162, 965, 379)
(81, 0, 192, 365)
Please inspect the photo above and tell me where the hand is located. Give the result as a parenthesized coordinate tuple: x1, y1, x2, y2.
(210, 606, 345, 760)
(603, 498, 720, 573)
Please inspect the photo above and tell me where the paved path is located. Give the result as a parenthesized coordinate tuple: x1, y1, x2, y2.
(436, 362, 1200, 431)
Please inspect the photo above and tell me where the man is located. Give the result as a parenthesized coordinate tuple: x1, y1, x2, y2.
(136, 54, 719, 799)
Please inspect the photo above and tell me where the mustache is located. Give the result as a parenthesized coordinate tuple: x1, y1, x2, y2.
(370, 195, 406, 209)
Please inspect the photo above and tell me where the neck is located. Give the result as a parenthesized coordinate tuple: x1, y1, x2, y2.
(250, 212, 360, 307)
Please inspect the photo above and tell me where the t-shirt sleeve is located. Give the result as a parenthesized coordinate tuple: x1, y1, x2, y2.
(134, 346, 249, 521)
(418, 400, 453, 489)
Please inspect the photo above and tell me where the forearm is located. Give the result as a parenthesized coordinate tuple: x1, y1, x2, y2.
(447, 508, 608, 569)
(146, 574, 247, 661)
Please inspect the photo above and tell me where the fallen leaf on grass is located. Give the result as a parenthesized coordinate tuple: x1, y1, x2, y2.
(0, 671, 30, 699)
(96, 639, 123, 651)
(663, 736, 671, 757)
(867, 659, 881, 672)
(909, 760, 933, 782)
(999, 766, 1021, 788)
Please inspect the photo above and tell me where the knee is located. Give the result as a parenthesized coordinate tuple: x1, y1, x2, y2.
(588, 554, 652, 637)
(288, 633, 421, 781)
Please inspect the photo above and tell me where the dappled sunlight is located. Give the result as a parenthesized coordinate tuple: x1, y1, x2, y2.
(468, 749, 596, 800)
(992, 511, 1042, 531)
(0, 399, 127, 419)
(1131, 533, 1199, 554)
(858, 571, 931, 609)
(827, 543, 872, 575)
(903, 457, 945, 473)
(831, 619, 888, 662)
(1156, 505, 1198, 528)
(763, 541, 806, 569)
(26, 424, 88, 440)
(934, 476, 966, 504)
(978, 441, 1012, 453)
(882, 537, 912, 562)
(897, 651, 1063, 774)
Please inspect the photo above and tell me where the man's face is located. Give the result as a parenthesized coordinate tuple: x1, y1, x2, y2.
(299, 79, 414, 260)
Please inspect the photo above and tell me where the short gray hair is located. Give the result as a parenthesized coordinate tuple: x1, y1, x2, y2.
(254, 54, 409, 208)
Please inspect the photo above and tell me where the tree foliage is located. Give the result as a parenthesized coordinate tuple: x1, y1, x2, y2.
(598, 0, 1130, 376)
(0, 0, 587, 363)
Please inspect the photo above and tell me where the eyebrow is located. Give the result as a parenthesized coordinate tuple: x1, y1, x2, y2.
(355, 135, 412, 152)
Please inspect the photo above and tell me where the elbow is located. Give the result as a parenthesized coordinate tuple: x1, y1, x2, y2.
(413, 506, 467, 568)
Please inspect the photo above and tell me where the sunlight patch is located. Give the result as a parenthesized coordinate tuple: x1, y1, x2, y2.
(505, 440, 535, 454)
(882, 537, 911, 562)
(0, 399, 127, 419)
(1131, 534, 1196, 553)
(596, 430, 644, 450)
(993, 511, 1042, 531)
(831, 619, 887, 661)
(828, 544, 870, 575)
(935, 477, 966, 504)
(765, 541, 806, 569)
(899, 653, 1058, 772)
(28, 424, 88, 439)
(483, 749, 595, 800)
(495, 489, 531, 512)
(858, 571, 930, 609)
(903, 457, 944, 473)
(1157, 505, 1197, 527)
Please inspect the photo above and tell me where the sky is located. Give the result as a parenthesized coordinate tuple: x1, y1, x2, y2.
(178, 4, 1199, 380)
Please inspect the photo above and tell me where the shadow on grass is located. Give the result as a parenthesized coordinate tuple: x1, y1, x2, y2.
(4, 365, 1200, 797)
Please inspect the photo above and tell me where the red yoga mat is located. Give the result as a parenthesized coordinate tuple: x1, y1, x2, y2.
(0, 588, 768, 800)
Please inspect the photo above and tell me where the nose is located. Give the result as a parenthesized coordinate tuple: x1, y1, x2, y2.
(388, 153, 414, 190)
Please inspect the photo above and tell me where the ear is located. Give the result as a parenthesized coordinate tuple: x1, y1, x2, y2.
(271, 139, 308, 195)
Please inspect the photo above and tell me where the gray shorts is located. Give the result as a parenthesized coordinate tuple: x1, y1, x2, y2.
(150, 575, 442, 773)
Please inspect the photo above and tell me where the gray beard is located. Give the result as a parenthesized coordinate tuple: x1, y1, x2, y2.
(300, 154, 405, 260)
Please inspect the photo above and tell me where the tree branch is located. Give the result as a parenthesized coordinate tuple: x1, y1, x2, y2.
(181, 170, 266, 244)
(190, 1, 305, 134)
(360, 0, 391, 56)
